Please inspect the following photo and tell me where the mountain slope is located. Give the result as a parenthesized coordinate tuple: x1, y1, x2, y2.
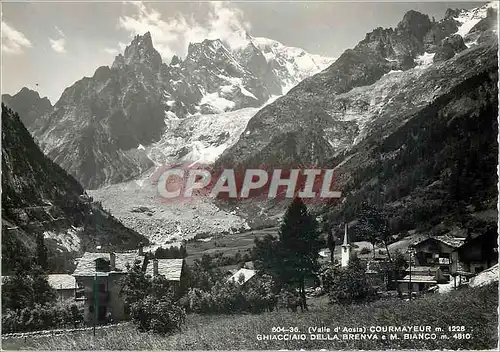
(1, 104, 147, 274)
(2, 88, 53, 131)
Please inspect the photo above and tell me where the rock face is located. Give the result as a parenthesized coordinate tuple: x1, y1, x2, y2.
(1, 104, 147, 274)
(24, 32, 333, 189)
(216, 3, 498, 170)
(2, 87, 52, 130)
(433, 34, 467, 62)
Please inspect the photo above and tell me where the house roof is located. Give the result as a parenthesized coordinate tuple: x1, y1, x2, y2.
(47, 274, 76, 290)
(145, 259, 183, 281)
(227, 268, 256, 285)
(413, 235, 466, 249)
(73, 252, 144, 277)
(409, 266, 440, 275)
(398, 275, 437, 283)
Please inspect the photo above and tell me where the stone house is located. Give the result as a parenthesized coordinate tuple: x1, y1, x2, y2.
(145, 258, 185, 293)
(451, 229, 498, 285)
(412, 235, 465, 276)
(73, 250, 186, 324)
(72, 251, 144, 324)
(47, 274, 78, 301)
(397, 266, 447, 294)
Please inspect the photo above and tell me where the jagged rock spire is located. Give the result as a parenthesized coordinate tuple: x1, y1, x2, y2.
(112, 31, 162, 71)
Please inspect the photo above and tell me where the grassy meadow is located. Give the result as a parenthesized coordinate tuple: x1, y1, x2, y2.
(2, 283, 497, 350)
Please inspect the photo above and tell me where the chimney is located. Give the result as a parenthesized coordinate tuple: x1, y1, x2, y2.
(110, 252, 116, 271)
(153, 258, 159, 277)
(138, 242, 144, 256)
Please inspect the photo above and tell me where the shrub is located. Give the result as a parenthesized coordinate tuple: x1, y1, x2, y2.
(324, 256, 378, 304)
(121, 263, 186, 335)
(181, 274, 277, 315)
(1, 301, 84, 333)
(130, 296, 185, 334)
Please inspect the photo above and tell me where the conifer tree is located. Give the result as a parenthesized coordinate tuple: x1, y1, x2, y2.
(254, 197, 322, 310)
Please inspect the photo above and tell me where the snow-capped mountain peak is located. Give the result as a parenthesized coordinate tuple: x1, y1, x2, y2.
(235, 35, 336, 93)
(453, 1, 498, 36)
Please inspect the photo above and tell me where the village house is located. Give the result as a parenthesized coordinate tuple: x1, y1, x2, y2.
(397, 266, 447, 294)
(145, 258, 185, 293)
(451, 229, 498, 285)
(412, 235, 466, 276)
(227, 268, 257, 285)
(47, 274, 78, 301)
(72, 251, 144, 324)
(72, 249, 186, 325)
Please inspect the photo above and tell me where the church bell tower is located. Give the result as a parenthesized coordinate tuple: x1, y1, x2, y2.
(341, 222, 351, 268)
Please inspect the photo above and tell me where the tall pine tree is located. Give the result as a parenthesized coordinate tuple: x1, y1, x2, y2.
(254, 197, 322, 310)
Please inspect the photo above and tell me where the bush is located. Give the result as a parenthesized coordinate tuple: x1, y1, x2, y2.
(120, 263, 186, 335)
(324, 256, 378, 304)
(130, 296, 185, 335)
(2, 269, 56, 312)
(1, 301, 84, 333)
(181, 274, 277, 315)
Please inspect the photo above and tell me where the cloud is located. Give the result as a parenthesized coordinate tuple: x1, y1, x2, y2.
(103, 41, 127, 57)
(49, 26, 67, 54)
(1, 20, 32, 55)
(103, 47, 119, 55)
(49, 38, 66, 53)
(118, 1, 251, 60)
(118, 42, 127, 52)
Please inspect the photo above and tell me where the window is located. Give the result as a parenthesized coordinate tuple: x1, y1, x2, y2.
(98, 283, 106, 293)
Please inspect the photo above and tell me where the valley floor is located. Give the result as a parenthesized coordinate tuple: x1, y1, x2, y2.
(2, 283, 497, 350)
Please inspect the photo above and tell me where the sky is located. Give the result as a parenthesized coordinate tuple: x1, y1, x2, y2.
(1, 0, 486, 104)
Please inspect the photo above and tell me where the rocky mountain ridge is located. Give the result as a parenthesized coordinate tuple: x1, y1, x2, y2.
(3, 32, 333, 189)
(216, 1, 498, 169)
(2, 88, 53, 130)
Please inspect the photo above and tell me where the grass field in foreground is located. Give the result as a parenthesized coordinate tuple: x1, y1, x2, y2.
(2, 283, 497, 350)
